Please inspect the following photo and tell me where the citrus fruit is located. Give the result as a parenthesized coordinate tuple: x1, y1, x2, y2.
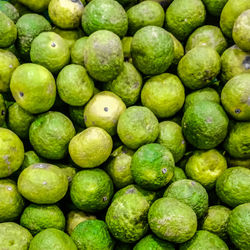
(17, 163, 68, 204)
(185, 149, 227, 189)
(68, 105, 85, 128)
(117, 106, 159, 149)
(141, 73, 185, 118)
(70, 37, 88, 66)
(81, 0, 128, 37)
(56, 64, 94, 106)
(221, 73, 250, 121)
(216, 167, 250, 207)
(169, 33, 184, 65)
(227, 203, 250, 250)
(0, 179, 24, 222)
(29, 111, 76, 160)
(29, 228, 77, 250)
(0, 49, 19, 92)
(0, 94, 6, 126)
(105, 145, 134, 189)
(48, 0, 84, 29)
(182, 101, 229, 149)
(10, 63, 56, 114)
(0, 1, 19, 23)
(70, 169, 114, 212)
(0, 128, 24, 178)
(84, 30, 124, 82)
(148, 197, 197, 243)
(170, 167, 187, 183)
(127, 1, 164, 35)
(84, 91, 126, 135)
(177, 46, 221, 90)
(15, 0, 50, 12)
(186, 25, 227, 55)
(69, 127, 113, 168)
(131, 143, 174, 190)
(71, 220, 114, 250)
(164, 179, 208, 218)
(165, 0, 206, 41)
(20, 204, 65, 235)
(201, 205, 231, 240)
(202, 0, 228, 16)
(131, 25, 174, 75)
(122, 36, 133, 62)
(104, 62, 143, 106)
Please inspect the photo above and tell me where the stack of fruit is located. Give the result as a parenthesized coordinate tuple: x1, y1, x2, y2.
(0, 0, 250, 249)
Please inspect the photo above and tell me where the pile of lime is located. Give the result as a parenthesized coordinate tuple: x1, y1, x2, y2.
(1, 0, 250, 249)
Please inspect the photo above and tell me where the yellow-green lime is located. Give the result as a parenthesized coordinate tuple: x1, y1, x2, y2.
(70, 37, 88, 66)
(169, 33, 184, 65)
(0, 1, 19, 23)
(69, 127, 113, 168)
(169, 167, 187, 183)
(10, 63, 56, 114)
(185, 149, 227, 189)
(0, 179, 24, 222)
(16, 0, 50, 12)
(0, 128, 24, 178)
(17, 163, 68, 204)
(57, 64, 94, 106)
(0, 94, 6, 126)
(122, 36, 133, 62)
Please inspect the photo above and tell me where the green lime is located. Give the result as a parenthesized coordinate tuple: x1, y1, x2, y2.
(121, 36, 133, 62)
(131, 143, 174, 190)
(165, 0, 206, 41)
(216, 167, 250, 207)
(184, 87, 220, 112)
(17, 163, 68, 204)
(29, 228, 77, 250)
(227, 203, 250, 250)
(19, 151, 42, 172)
(10, 63, 56, 114)
(105, 145, 134, 189)
(20, 204, 65, 235)
(84, 91, 126, 135)
(84, 30, 124, 82)
(117, 106, 159, 150)
(148, 197, 197, 243)
(29, 111, 76, 160)
(233, 9, 250, 52)
(71, 37, 88, 66)
(178, 46, 221, 90)
(53, 27, 84, 49)
(134, 234, 175, 250)
(169, 33, 184, 65)
(106, 192, 150, 243)
(7, 102, 35, 139)
(71, 220, 114, 250)
(185, 149, 227, 189)
(221, 45, 250, 83)
(179, 230, 228, 250)
(127, 1, 164, 35)
(15, 0, 50, 12)
(70, 169, 114, 212)
(0, 128, 24, 178)
(112, 184, 157, 206)
(221, 73, 250, 121)
(69, 127, 113, 168)
(56, 164, 76, 183)
(186, 25, 227, 55)
(202, 0, 228, 16)
(0, 222, 33, 250)
(0, 1, 19, 23)
(0, 49, 19, 92)
(164, 179, 209, 218)
(220, 0, 250, 38)
(141, 73, 185, 118)
(57, 64, 94, 106)
(0, 94, 6, 126)
(0, 179, 24, 222)
(170, 167, 187, 183)
(82, 0, 128, 37)
(224, 121, 250, 159)
(104, 62, 143, 106)
(16, 14, 52, 60)
(66, 210, 96, 235)
(30, 32, 70, 74)
(182, 101, 229, 149)
(49, 0, 84, 29)
(131, 26, 174, 75)
(201, 205, 231, 240)
(0, 10, 17, 48)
